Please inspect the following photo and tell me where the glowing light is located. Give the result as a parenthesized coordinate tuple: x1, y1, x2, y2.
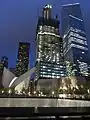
(87, 89, 90, 94)
(63, 86, 67, 90)
(76, 85, 79, 89)
(28, 92, 31, 96)
(18, 90, 21, 95)
(52, 91, 54, 95)
(45, 4, 52, 9)
(69, 15, 83, 21)
(9, 77, 18, 87)
(34, 91, 36, 94)
(8, 89, 12, 94)
(40, 92, 43, 95)
(38, 32, 60, 38)
(38, 94, 41, 96)
(1, 90, 4, 94)
(59, 94, 67, 98)
(23, 91, 25, 94)
(62, 3, 80, 7)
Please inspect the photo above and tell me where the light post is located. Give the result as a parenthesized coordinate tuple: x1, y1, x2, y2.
(33, 91, 36, 96)
(8, 89, 12, 97)
(52, 91, 54, 97)
(1, 90, 4, 94)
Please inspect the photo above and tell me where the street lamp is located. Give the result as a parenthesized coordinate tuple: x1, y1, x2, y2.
(8, 89, 12, 97)
(38, 94, 41, 97)
(40, 92, 43, 95)
(87, 89, 90, 94)
(52, 91, 54, 97)
(33, 91, 36, 96)
(1, 90, 4, 94)
(8, 89, 12, 94)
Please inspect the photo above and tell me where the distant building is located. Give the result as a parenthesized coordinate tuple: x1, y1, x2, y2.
(15, 42, 30, 77)
(35, 4, 66, 80)
(0, 63, 4, 88)
(61, 3, 90, 76)
(1, 56, 8, 68)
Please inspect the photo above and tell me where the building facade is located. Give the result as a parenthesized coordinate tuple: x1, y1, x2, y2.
(36, 4, 66, 80)
(1, 56, 8, 68)
(61, 3, 89, 76)
(15, 42, 30, 77)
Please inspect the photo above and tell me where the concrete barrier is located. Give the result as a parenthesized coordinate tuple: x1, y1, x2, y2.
(0, 98, 90, 107)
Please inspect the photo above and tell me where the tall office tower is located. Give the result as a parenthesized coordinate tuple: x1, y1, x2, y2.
(1, 56, 8, 68)
(61, 3, 89, 76)
(36, 4, 66, 80)
(15, 42, 30, 77)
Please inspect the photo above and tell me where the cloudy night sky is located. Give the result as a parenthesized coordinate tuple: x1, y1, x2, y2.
(0, 0, 90, 69)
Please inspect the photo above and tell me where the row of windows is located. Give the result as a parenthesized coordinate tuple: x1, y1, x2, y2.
(38, 34, 60, 42)
(63, 37, 87, 50)
(41, 65, 64, 69)
(40, 71, 63, 74)
(72, 37, 87, 45)
(63, 27, 86, 40)
(40, 63, 65, 68)
(71, 43, 88, 50)
(38, 55, 60, 62)
(68, 31, 86, 40)
(40, 68, 65, 73)
(70, 27, 85, 35)
(39, 25, 59, 34)
(38, 32, 60, 38)
(40, 74, 65, 78)
(78, 61, 88, 73)
(63, 42, 88, 56)
(64, 36, 87, 47)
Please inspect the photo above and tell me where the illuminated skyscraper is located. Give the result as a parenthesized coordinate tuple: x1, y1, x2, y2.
(1, 56, 8, 68)
(36, 4, 66, 80)
(16, 42, 30, 77)
(61, 3, 89, 76)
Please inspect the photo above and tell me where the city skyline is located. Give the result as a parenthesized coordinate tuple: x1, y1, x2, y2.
(0, 0, 90, 69)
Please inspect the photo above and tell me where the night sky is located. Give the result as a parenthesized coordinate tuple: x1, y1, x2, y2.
(0, 0, 90, 69)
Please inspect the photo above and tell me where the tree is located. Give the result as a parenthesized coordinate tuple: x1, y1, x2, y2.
(65, 61, 75, 77)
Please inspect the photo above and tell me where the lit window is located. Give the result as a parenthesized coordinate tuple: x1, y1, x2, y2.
(43, 66, 46, 68)
(52, 73, 55, 75)
(82, 52, 84, 54)
(60, 66, 63, 68)
(52, 76, 55, 78)
(39, 26, 42, 31)
(71, 43, 88, 50)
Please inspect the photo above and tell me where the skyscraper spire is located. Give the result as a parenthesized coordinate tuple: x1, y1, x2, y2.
(43, 4, 52, 19)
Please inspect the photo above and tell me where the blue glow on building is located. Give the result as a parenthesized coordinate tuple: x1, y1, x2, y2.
(61, 3, 89, 76)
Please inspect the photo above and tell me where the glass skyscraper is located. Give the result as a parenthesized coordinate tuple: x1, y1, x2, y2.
(61, 3, 89, 76)
(15, 42, 30, 77)
(36, 4, 66, 80)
